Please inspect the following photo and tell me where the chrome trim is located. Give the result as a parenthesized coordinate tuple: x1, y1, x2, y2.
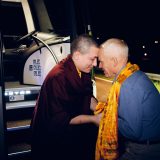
(8, 150, 31, 157)
(6, 100, 36, 110)
(7, 125, 30, 131)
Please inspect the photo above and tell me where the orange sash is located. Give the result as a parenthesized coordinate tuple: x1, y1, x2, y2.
(95, 62, 139, 160)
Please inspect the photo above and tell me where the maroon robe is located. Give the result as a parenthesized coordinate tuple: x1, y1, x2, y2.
(31, 55, 98, 160)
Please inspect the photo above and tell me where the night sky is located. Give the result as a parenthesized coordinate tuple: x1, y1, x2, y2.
(88, 0, 160, 40)
(44, 0, 160, 40)
(74, 0, 160, 74)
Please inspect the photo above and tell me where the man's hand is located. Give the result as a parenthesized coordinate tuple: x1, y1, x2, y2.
(69, 113, 102, 126)
(93, 113, 102, 126)
(90, 97, 98, 111)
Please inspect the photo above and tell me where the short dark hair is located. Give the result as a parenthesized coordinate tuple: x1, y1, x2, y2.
(71, 34, 98, 54)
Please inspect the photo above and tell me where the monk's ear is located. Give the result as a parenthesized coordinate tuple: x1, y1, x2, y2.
(74, 51, 81, 60)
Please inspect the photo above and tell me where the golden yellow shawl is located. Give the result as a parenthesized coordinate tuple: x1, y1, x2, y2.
(95, 62, 139, 160)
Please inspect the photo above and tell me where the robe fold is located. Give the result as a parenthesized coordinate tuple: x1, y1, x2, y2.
(31, 55, 97, 160)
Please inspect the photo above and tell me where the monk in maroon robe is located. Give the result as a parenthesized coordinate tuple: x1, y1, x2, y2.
(30, 35, 100, 160)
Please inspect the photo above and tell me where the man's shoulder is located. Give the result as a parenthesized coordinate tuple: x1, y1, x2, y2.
(42, 63, 66, 85)
(122, 70, 155, 92)
(121, 70, 148, 89)
(126, 70, 147, 83)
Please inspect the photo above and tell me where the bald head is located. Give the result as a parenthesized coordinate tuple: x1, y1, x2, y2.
(100, 38, 128, 60)
(98, 38, 129, 77)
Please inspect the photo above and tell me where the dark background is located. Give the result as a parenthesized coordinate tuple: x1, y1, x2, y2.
(44, 0, 160, 40)
(44, 0, 160, 74)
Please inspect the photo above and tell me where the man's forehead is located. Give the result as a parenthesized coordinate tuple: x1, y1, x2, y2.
(98, 48, 104, 56)
(86, 52, 97, 59)
(98, 54, 103, 61)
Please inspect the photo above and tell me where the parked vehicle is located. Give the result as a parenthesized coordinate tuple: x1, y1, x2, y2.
(1, 0, 70, 159)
